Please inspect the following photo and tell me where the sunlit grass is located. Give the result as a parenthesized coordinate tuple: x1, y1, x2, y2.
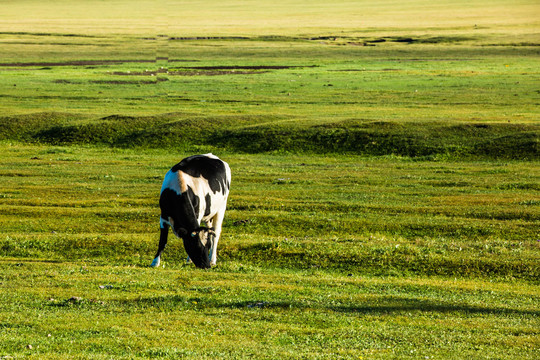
(1, 258, 538, 359)
(1, 144, 538, 278)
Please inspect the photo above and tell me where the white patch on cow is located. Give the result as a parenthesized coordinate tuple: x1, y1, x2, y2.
(160, 216, 178, 236)
(176, 170, 229, 225)
(198, 230, 209, 247)
(202, 153, 219, 159)
(161, 170, 182, 195)
(178, 170, 211, 199)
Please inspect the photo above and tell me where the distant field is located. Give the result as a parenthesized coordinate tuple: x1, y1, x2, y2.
(1, 1, 538, 158)
(1, 0, 539, 37)
(0, 44, 538, 158)
(0, 1, 539, 359)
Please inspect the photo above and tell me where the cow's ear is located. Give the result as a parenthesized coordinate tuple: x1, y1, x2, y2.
(177, 228, 188, 236)
(191, 231, 198, 238)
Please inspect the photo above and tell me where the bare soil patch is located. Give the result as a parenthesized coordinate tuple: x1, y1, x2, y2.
(177, 65, 305, 70)
(91, 79, 168, 84)
(111, 65, 313, 76)
(0, 59, 191, 67)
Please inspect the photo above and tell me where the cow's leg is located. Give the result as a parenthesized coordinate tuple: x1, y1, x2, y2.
(151, 222, 169, 267)
(203, 218, 214, 263)
(209, 211, 225, 266)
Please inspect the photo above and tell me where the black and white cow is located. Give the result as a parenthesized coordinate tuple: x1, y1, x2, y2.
(151, 154, 231, 269)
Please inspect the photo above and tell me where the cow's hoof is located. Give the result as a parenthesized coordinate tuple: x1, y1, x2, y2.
(150, 258, 160, 268)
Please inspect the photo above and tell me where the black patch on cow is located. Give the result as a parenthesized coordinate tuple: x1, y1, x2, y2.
(160, 186, 213, 268)
(171, 155, 229, 194)
(159, 187, 200, 232)
(204, 193, 212, 217)
(183, 235, 211, 269)
(153, 224, 170, 261)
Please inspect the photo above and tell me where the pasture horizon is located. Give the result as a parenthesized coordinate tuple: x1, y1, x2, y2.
(1, 0, 539, 37)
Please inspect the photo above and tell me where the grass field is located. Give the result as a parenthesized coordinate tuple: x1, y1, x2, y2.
(1, 0, 539, 359)
(1, 145, 538, 359)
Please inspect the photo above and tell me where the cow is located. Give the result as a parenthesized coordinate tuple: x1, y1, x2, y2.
(150, 154, 231, 269)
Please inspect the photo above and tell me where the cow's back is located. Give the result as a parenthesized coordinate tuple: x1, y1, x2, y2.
(161, 154, 230, 225)
(171, 154, 230, 195)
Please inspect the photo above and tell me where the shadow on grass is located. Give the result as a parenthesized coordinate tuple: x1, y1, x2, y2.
(331, 296, 540, 317)
(114, 294, 539, 317)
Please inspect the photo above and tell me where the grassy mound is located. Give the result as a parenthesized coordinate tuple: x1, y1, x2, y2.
(1, 113, 538, 159)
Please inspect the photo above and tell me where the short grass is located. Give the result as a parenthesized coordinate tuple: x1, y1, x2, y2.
(1, 145, 538, 278)
(1, 144, 539, 359)
(1, 0, 539, 37)
(1, 260, 538, 360)
(1, 0, 539, 358)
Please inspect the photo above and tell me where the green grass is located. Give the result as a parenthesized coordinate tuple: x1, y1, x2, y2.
(1, 260, 538, 359)
(1, 48, 538, 158)
(0, 144, 539, 359)
(1, 145, 538, 277)
(1, 34, 538, 158)
(1, 1, 538, 159)
(1, 0, 540, 358)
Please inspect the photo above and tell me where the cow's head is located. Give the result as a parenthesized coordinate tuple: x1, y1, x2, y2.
(180, 227, 215, 269)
